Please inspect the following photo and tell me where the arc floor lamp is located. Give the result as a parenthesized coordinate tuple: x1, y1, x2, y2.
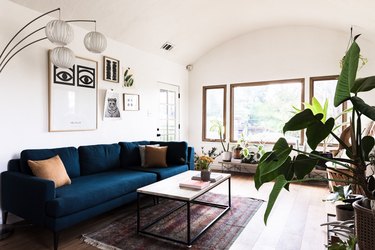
(0, 7, 107, 240)
(0, 7, 107, 73)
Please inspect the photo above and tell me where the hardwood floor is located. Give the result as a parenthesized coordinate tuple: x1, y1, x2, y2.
(0, 173, 330, 250)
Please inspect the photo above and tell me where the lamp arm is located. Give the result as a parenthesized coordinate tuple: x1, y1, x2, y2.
(0, 37, 47, 73)
(0, 8, 60, 60)
(0, 26, 45, 68)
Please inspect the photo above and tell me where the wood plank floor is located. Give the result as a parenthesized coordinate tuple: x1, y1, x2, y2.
(0, 172, 331, 250)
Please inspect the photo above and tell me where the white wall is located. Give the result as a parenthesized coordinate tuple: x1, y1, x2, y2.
(0, 1, 189, 174)
(188, 26, 375, 151)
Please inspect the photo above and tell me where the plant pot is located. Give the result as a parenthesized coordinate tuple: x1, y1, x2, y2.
(233, 148, 242, 159)
(201, 170, 211, 182)
(222, 151, 232, 162)
(315, 151, 333, 170)
(335, 203, 354, 221)
(353, 198, 375, 250)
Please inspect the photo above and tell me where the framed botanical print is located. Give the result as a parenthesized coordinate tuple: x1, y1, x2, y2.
(103, 56, 119, 83)
(123, 93, 139, 111)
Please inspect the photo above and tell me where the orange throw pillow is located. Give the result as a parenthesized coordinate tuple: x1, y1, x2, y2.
(28, 155, 71, 188)
(145, 146, 168, 167)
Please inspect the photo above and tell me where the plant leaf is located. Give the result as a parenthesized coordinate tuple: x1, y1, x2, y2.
(293, 154, 318, 179)
(255, 138, 291, 189)
(283, 109, 323, 133)
(306, 117, 335, 150)
(334, 41, 360, 107)
(362, 136, 375, 161)
(264, 175, 288, 224)
(351, 96, 375, 121)
(351, 76, 375, 93)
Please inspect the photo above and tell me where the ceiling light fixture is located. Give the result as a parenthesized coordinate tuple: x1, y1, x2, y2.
(0, 8, 107, 73)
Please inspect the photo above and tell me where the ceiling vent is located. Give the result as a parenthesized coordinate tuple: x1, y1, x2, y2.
(161, 42, 174, 51)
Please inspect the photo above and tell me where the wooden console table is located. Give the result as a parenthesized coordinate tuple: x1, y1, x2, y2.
(218, 159, 257, 174)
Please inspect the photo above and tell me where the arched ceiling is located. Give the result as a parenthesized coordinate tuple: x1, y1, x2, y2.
(10, 0, 375, 65)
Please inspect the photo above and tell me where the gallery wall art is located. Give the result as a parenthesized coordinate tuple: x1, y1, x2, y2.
(103, 56, 119, 83)
(104, 90, 122, 120)
(123, 93, 139, 111)
(49, 52, 98, 132)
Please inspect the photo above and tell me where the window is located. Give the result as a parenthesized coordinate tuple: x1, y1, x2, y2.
(230, 79, 304, 143)
(202, 85, 226, 141)
(310, 75, 347, 139)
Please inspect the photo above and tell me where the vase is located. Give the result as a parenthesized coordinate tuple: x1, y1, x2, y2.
(353, 198, 375, 249)
(222, 151, 232, 162)
(201, 170, 211, 182)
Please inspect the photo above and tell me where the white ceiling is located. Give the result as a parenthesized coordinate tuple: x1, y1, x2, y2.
(10, 0, 375, 65)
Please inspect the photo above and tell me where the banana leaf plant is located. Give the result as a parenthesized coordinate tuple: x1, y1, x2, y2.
(255, 35, 375, 224)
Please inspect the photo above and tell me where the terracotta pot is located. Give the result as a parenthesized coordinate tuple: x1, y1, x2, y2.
(201, 170, 211, 182)
(233, 148, 242, 159)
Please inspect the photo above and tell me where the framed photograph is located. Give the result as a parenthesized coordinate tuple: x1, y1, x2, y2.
(49, 52, 98, 132)
(103, 56, 119, 83)
(123, 93, 139, 111)
(104, 90, 122, 120)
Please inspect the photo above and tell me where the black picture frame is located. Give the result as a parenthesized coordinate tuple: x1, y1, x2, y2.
(103, 56, 120, 83)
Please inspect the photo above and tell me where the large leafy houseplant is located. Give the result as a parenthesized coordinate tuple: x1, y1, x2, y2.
(256, 35, 375, 224)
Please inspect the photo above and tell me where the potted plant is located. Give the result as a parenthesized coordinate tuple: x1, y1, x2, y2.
(255, 35, 375, 249)
(210, 120, 231, 162)
(233, 144, 242, 159)
(195, 155, 214, 181)
(324, 185, 363, 221)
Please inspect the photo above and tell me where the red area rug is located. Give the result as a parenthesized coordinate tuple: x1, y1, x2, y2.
(82, 192, 263, 250)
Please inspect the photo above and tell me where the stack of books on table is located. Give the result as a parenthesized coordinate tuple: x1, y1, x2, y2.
(179, 179, 210, 190)
(191, 172, 223, 183)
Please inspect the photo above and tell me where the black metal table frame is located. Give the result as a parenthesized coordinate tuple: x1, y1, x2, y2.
(137, 177, 231, 247)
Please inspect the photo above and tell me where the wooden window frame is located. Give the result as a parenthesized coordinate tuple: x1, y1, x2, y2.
(202, 85, 227, 142)
(230, 78, 305, 144)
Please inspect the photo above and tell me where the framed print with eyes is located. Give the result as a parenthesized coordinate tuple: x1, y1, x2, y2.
(48, 52, 98, 132)
(103, 56, 120, 83)
(123, 93, 139, 111)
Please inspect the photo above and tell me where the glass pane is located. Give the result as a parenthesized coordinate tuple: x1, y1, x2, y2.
(160, 90, 167, 104)
(205, 88, 224, 139)
(313, 79, 345, 137)
(233, 82, 302, 143)
(168, 91, 175, 105)
(168, 105, 176, 118)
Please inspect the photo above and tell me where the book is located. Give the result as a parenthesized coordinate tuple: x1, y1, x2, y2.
(191, 173, 223, 183)
(179, 179, 210, 190)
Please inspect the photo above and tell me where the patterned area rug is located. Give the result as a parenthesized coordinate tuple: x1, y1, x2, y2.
(82, 192, 263, 250)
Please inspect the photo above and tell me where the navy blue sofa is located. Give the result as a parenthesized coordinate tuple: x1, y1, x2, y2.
(1, 140, 194, 250)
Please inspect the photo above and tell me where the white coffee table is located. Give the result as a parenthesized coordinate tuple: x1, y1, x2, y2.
(136, 170, 231, 246)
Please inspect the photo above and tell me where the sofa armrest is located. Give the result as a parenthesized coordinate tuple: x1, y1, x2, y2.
(187, 147, 195, 170)
(1, 171, 55, 225)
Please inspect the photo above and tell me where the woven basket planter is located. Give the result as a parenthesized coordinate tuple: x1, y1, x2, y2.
(353, 199, 375, 250)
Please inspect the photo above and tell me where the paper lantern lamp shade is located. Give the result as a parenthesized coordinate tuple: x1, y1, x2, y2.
(45, 20, 74, 46)
(50, 47, 75, 69)
(84, 31, 107, 53)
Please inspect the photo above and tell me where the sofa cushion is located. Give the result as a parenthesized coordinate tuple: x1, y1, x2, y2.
(119, 141, 150, 167)
(127, 164, 188, 180)
(45, 169, 157, 217)
(145, 146, 168, 167)
(28, 155, 71, 188)
(150, 141, 188, 165)
(139, 144, 159, 167)
(20, 147, 80, 178)
(79, 144, 120, 175)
